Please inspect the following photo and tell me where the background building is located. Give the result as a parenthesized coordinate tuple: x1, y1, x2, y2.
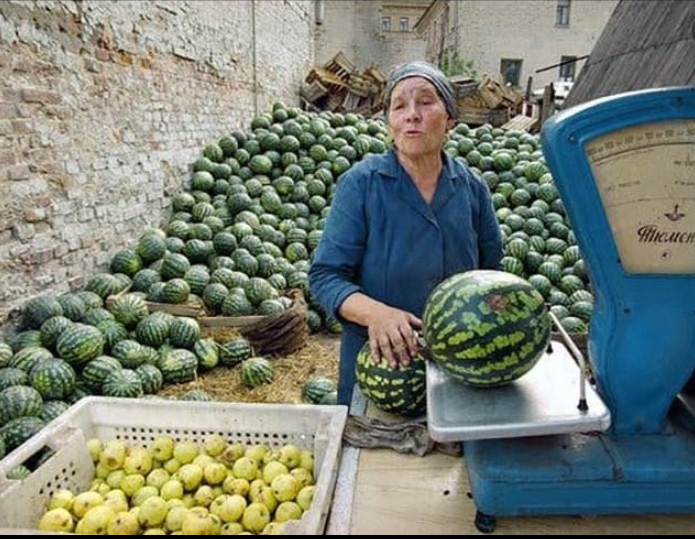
(314, 0, 428, 75)
(415, 0, 617, 91)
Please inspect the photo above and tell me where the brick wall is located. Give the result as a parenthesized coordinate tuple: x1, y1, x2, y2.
(0, 0, 314, 324)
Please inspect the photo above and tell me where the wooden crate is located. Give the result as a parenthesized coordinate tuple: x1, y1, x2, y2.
(324, 51, 355, 81)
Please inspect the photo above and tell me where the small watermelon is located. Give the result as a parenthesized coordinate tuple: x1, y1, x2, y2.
(356, 341, 426, 417)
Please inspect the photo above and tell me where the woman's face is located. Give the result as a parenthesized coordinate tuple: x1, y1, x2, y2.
(387, 77, 454, 159)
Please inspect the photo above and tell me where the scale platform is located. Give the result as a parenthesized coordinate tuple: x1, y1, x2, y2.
(427, 341, 611, 442)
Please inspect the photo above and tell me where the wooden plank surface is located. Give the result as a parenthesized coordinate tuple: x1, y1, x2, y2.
(350, 448, 695, 535)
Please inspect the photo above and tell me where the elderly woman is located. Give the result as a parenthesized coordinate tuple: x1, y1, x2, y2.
(309, 61, 503, 406)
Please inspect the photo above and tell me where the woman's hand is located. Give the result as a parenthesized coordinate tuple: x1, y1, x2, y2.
(366, 305, 422, 369)
(337, 293, 422, 368)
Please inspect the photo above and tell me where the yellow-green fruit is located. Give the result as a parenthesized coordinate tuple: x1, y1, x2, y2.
(274, 500, 303, 522)
(121, 473, 146, 497)
(299, 450, 314, 472)
(271, 473, 300, 502)
(204, 462, 227, 485)
(241, 502, 270, 533)
(164, 504, 188, 532)
(106, 469, 127, 490)
(160, 479, 184, 501)
(163, 457, 181, 475)
(177, 463, 204, 491)
(223, 476, 250, 497)
(210, 493, 247, 524)
(149, 436, 175, 462)
(104, 490, 129, 514)
(232, 457, 258, 481)
(296, 485, 315, 511)
(94, 463, 111, 479)
(47, 488, 75, 511)
(182, 493, 196, 508)
(86, 438, 103, 463)
(38, 508, 74, 533)
(146, 468, 171, 490)
(193, 485, 216, 508)
(130, 485, 159, 507)
(245, 444, 268, 464)
(193, 454, 215, 469)
(257, 486, 278, 513)
(290, 467, 314, 489)
(203, 434, 227, 457)
(248, 479, 265, 503)
(262, 461, 288, 485)
(220, 522, 244, 534)
(100, 440, 128, 471)
(138, 495, 168, 527)
(181, 510, 216, 535)
(72, 491, 104, 519)
(75, 504, 116, 534)
(107, 510, 141, 535)
(173, 441, 199, 465)
(218, 443, 245, 466)
(262, 521, 286, 534)
(262, 449, 280, 466)
(142, 527, 167, 534)
(124, 447, 154, 475)
(278, 444, 302, 470)
(167, 498, 185, 510)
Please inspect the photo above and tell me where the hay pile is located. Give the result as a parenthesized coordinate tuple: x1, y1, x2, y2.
(157, 335, 340, 404)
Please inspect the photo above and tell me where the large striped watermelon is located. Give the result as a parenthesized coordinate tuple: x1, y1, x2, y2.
(355, 341, 427, 417)
(422, 270, 550, 387)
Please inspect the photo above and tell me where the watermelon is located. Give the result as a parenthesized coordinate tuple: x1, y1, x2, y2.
(355, 341, 427, 417)
(302, 377, 336, 404)
(240, 357, 274, 387)
(422, 270, 550, 387)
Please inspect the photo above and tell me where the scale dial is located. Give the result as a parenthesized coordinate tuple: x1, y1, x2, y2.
(585, 119, 695, 273)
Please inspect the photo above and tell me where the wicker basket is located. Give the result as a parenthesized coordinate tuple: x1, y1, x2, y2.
(198, 289, 309, 356)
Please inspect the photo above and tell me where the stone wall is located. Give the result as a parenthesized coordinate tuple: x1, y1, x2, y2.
(0, 0, 314, 323)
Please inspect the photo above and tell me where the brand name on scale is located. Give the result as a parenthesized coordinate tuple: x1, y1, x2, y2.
(637, 225, 695, 244)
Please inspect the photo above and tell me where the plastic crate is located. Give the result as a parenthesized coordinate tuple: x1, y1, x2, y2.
(0, 397, 348, 534)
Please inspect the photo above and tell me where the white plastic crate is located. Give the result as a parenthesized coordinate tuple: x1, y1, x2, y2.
(0, 396, 348, 534)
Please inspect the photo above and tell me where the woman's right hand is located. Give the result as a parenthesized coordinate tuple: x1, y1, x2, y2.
(366, 304, 422, 370)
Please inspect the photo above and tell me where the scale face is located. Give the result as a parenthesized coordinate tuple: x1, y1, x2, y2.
(586, 120, 695, 274)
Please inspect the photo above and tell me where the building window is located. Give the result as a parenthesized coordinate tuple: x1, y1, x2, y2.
(399, 17, 409, 32)
(556, 0, 570, 27)
(559, 55, 577, 81)
(500, 59, 522, 87)
(382, 16, 391, 32)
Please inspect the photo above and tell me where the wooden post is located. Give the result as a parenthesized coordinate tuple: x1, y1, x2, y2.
(540, 83, 555, 125)
(524, 76, 533, 116)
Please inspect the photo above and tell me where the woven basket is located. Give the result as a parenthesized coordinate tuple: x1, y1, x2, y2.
(198, 289, 308, 357)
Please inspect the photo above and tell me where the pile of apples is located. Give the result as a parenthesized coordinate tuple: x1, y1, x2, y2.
(37, 434, 316, 534)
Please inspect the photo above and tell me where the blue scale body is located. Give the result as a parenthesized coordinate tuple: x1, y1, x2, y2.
(465, 88, 695, 521)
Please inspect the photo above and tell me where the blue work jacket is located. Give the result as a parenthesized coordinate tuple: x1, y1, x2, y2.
(309, 149, 503, 405)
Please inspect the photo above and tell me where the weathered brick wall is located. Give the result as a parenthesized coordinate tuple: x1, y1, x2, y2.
(0, 0, 314, 324)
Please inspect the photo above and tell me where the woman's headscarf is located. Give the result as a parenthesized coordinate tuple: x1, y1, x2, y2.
(383, 61, 457, 120)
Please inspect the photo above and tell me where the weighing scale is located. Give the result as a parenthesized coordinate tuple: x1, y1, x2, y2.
(427, 87, 695, 532)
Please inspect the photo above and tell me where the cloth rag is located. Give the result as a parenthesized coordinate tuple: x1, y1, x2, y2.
(343, 415, 463, 457)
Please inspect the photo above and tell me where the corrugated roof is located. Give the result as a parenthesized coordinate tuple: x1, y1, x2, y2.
(564, 0, 695, 108)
